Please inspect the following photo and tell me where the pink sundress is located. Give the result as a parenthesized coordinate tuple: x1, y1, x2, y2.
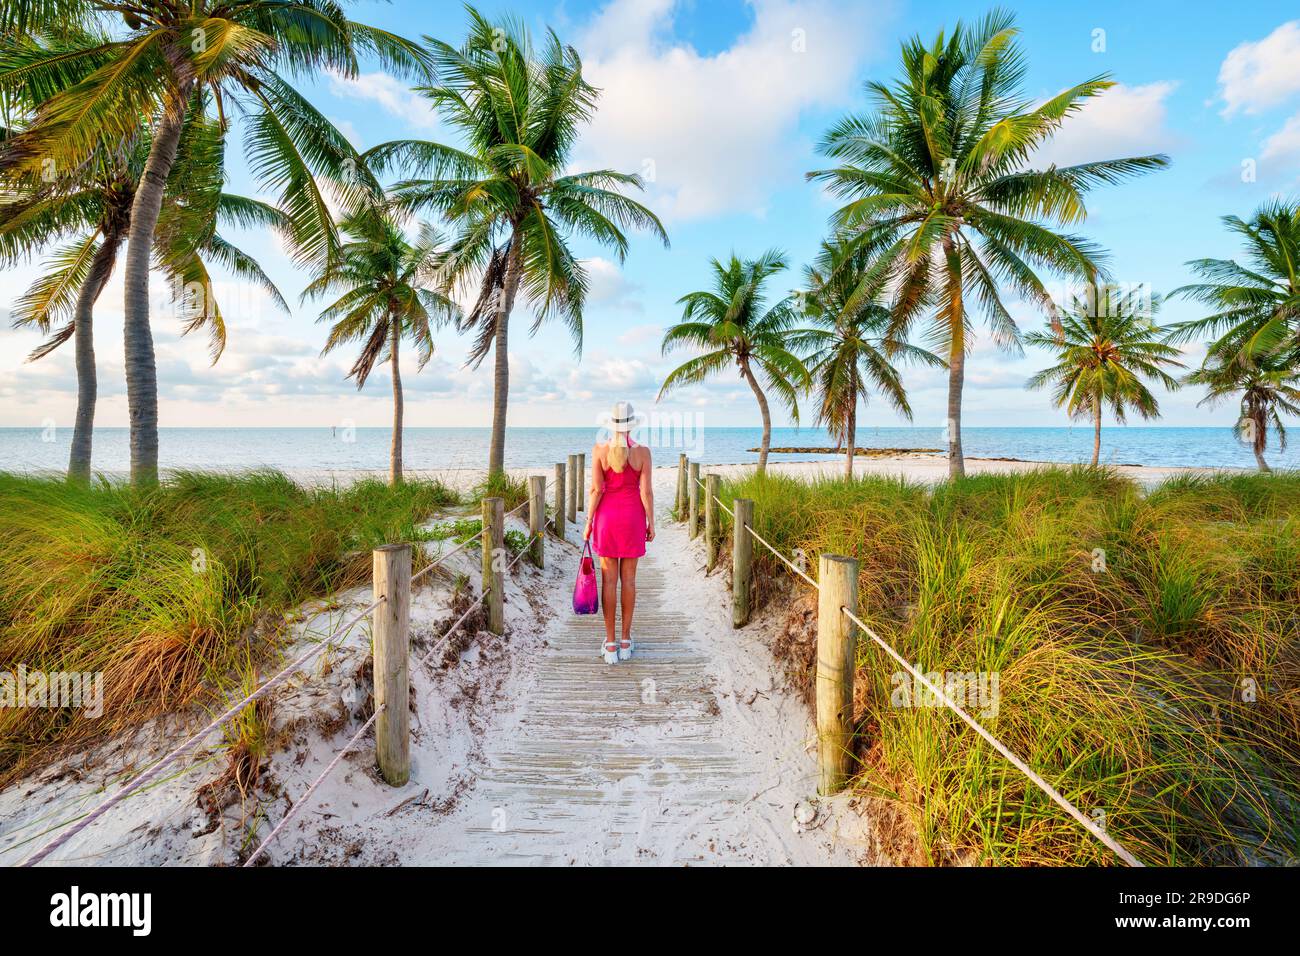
(590, 436, 647, 559)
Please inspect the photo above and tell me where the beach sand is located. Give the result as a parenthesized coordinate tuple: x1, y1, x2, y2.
(0, 461, 883, 866)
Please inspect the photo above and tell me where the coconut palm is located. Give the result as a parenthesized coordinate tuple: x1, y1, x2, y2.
(0, 0, 429, 484)
(1187, 352, 1300, 473)
(2, 104, 287, 482)
(795, 242, 943, 477)
(659, 250, 810, 473)
(305, 206, 461, 485)
(807, 10, 1169, 478)
(1026, 290, 1183, 466)
(1168, 200, 1300, 369)
(363, 6, 668, 476)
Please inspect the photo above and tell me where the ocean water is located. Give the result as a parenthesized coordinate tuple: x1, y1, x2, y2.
(0, 425, 1294, 474)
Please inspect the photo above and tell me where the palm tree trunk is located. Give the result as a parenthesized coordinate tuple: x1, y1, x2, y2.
(390, 317, 404, 485)
(944, 241, 966, 480)
(739, 356, 772, 474)
(123, 93, 190, 486)
(1091, 394, 1102, 467)
(1252, 413, 1271, 473)
(487, 234, 523, 477)
(844, 404, 856, 479)
(67, 235, 120, 483)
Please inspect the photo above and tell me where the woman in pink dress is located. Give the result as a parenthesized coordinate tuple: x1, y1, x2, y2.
(584, 401, 655, 664)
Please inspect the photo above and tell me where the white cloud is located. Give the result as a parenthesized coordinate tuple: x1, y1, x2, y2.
(617, 323, 663, 346)
(573, 0, 888, 220)
(1261, 111, 1300, 169)
(1216, 20, 1300, 116)
(327, 71, 440, 131)
(1033, 82, 1178, 168)
(584, 257, 644, 312)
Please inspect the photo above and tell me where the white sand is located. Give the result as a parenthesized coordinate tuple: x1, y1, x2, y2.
(0, 463, 881, 867)
(0, 454, 1235, 867)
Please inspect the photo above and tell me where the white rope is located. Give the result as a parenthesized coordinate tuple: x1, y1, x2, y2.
(21, 593, 386, 867)
(839, 606, 1143, 867)
(744, 524, 818, 589)
(688, 476, 1144, 868)
(242, 705, 385, 867)
(411, 529, 484, 585)
(409, 498, 530, 585)
(243, 528, 542, 865)
(26, 511, 543, 868)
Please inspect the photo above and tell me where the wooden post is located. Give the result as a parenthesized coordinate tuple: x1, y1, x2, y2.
(553, 463, 566, 541)
(688, 461, 701, 540)
(373, 543, 411, 787)
(567, 454, 578, 522)
(576, 453, 585, 513)
(676, 453, 688, 518)
(482, 497, 505, 635)
(732, 498, 754, 628)
(528, 476, 545, 569)
(816, 554, 859, 795)
(704, 473, 720, 572)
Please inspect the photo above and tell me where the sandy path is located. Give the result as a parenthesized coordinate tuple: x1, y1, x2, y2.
(318, 467, 871, 865)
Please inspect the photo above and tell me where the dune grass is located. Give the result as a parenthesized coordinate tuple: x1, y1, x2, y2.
(0, 470, 459, 787)
(718, 466, 1300, 865)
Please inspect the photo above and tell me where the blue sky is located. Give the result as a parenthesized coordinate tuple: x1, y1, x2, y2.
(4, 0, 1300, 433)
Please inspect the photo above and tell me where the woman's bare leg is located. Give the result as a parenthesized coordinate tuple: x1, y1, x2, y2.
(600, 557, 619, 647)
(619, 557, 638, 645)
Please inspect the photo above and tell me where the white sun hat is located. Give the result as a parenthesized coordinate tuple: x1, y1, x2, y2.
(607, 400, 636, 433)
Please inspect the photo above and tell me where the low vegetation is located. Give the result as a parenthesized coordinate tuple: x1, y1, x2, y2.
(718, 467, 1300, 865)
(0, 471, 458, 786)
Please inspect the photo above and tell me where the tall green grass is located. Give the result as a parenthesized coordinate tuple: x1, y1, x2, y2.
(0, 470, 458, 785)
(719, 467, 1300, 865)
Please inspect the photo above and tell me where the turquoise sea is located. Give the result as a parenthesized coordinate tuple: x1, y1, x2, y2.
(0, 425, 1294, 474)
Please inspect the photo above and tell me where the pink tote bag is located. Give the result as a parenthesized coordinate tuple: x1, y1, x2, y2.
(573, 540, 599, 614)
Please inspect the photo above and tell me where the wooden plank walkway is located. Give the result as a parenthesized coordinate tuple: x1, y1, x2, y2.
(426, 496, 867, 866)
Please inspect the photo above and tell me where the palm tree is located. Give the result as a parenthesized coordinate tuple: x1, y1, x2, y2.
(0, 0, 429, 484)
(2, 105, 287, 481)
(1187, 352, 1300, 473)
(795, 242, 943, 477)
(364, 6, 668, 476)
(305, 206, 461, 485)
(1025, 290, 1183, 466)
(807, 10, 1168, 478)
(659, 250, 810, 473)
(1168, 200, 1300, 368)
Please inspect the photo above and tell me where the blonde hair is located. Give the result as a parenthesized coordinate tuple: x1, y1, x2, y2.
(607, 401, 633, 473)
(608, 433, 629, 473)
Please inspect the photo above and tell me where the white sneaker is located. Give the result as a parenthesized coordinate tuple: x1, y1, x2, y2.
(601, 642, 619, 665)
(618, 639, 634, 661)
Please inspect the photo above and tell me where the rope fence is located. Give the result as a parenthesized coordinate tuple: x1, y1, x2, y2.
(21, 476, 558, 868)
(682, 465, 1144, 868)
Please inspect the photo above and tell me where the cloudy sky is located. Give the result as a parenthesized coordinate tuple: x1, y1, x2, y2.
(3, 0, 1300, 431)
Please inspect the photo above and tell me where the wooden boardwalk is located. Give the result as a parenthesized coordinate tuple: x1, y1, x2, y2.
(429, 505, 866, 866)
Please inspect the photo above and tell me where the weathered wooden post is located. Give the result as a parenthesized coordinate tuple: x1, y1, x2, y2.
(482, 497, 505, 635)
(688, 461, 701, 540)
(704, 473, 720, 571)
(553, 462, 566, 541)
(528, 476, 546, 569)
(567, 454, 578, 522)
(576, 453, 585, 513)
(373, 543, 411, 786)
(816, 554, 860, 795)
(732, 498, 754, 628)
(676, 453, 688, 518)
